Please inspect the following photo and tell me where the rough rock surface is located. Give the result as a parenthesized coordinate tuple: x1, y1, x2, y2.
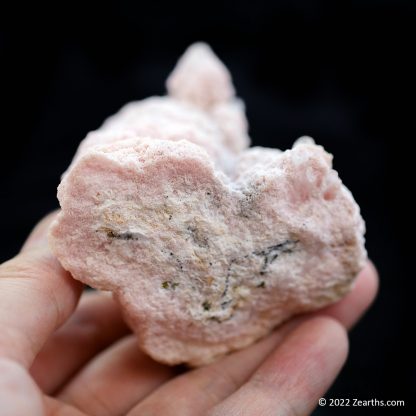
(49, 43, 367, 366)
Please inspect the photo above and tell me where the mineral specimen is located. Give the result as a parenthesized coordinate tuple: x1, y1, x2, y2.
(49, 43, 367, 366)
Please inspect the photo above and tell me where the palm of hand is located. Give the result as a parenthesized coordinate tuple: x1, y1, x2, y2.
(0, 213, 378, 416)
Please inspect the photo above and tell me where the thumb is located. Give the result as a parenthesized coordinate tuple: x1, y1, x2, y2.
(20, 210, 59, 253)
(0, 358, 44, 416)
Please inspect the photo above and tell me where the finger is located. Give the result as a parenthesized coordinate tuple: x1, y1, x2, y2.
(0, 358, 44, 416)
(43, 396, 89, 416)
(30, 291, 130, 394)
(58, 336, 177, 416)
(0, 217, 83, 367)
(0, 357, 95, 416)
(209, 317, 348, 416)
(127, 324, 297, 416)
(20, 210, 58, 253)
(127, 262, 376, 416)
(311, 260, 378, 329)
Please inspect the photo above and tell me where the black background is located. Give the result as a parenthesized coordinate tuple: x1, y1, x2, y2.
(0, 1, 414, 414)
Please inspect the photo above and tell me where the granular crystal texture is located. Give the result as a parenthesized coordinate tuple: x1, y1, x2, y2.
(49, 43, 367, 366)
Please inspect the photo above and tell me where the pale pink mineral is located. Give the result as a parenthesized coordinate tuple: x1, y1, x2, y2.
(49, 43, 367, 366)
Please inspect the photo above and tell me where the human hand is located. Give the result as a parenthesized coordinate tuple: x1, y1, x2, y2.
(0, 212, 378, 415)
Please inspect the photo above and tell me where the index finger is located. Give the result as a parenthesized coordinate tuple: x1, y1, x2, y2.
(0, 213, 82, 368)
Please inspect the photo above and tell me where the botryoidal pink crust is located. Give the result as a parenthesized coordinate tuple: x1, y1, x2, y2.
(49, 43, 367, 366)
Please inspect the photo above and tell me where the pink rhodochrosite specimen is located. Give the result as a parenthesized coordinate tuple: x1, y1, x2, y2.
(49, 43, 367, 366)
